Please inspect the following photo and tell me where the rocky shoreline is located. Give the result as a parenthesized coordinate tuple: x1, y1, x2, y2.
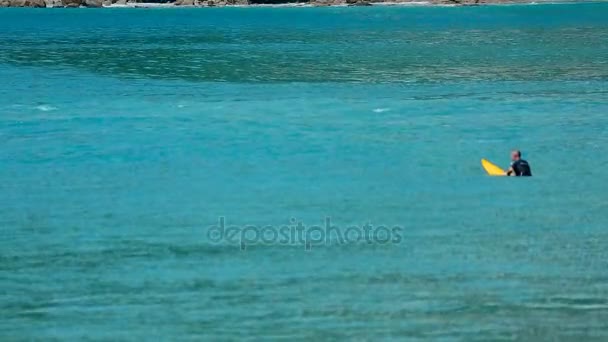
(0, 0, 578, 8)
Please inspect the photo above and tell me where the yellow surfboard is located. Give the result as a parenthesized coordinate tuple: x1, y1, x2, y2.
(481, 158, 506, 176)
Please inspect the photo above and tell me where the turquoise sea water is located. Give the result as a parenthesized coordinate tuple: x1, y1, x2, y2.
(2, 3, 608, 339)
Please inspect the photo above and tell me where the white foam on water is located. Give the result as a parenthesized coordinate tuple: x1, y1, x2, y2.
(371, 1, 431, 6)
(373, 108, 391, 113)
(35, 105, 57, 112)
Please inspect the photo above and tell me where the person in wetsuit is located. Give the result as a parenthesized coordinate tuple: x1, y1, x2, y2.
(506, 150, 532, 176)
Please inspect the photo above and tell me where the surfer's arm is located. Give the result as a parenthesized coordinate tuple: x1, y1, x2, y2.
(505, 166, 514, 176)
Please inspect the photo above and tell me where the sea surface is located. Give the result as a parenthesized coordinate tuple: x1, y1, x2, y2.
(1, 3, 608, 340)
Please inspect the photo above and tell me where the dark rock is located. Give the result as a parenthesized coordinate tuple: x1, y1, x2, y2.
(45, 0, 63, 6)
(9, 0, 46, 6)
(62, 0, 81, 6)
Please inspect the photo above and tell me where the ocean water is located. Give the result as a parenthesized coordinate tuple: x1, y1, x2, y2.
(1, 3, 608, 340)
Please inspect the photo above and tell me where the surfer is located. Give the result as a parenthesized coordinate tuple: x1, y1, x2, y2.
(506, 150, 532, 176)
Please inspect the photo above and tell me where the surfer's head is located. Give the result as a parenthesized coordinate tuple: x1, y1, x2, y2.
(511, 150, 522, 162)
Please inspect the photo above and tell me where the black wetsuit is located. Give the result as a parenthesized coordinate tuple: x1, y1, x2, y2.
(511, 159, 532, 176)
